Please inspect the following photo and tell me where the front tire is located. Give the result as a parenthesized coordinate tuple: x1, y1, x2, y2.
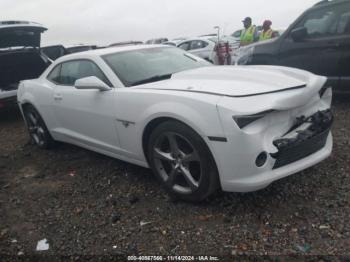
(147, 121, 219, 202)
(23, 105, 55, 149)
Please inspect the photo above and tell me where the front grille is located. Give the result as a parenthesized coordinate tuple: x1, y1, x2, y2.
(272, 110, 333, 169)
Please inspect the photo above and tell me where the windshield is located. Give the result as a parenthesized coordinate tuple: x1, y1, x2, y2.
(103, 47, 211, 87)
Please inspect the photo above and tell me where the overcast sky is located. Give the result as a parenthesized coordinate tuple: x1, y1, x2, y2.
(1, 0, 320, 46)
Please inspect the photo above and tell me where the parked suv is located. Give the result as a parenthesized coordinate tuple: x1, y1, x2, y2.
(237, 0, 350, 93)
(0, 21, 51, 110)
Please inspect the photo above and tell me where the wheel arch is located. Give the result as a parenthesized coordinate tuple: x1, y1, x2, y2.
(137, 99, 225, 167)
(142, 117, 175, 163)
(20, 102, 52, 136)
(21, 101, 36, 110)
(141, 116, 219, 170)
(18, 89, 40, 115)
(20, 101, 44, 117)
(141, 116, 222, 192)
(19, 101, 40, 123)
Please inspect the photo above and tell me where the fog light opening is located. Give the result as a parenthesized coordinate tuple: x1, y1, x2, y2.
(256, 152, 268, 167)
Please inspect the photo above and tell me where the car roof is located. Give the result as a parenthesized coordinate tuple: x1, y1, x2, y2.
(177, 37, 213, 43)
(162, 41, 177, 45)
(313, 0, 349, 7)
(54, 44, 170, 62)
(109, 41, 143, 47)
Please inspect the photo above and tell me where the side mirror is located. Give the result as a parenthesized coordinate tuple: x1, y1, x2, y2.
(290, 27, 307, 42)
(75, 76, 111, 91)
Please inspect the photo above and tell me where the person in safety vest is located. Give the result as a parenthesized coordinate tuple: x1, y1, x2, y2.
(240, 17, 258, 47)
(259, 20, 278, 42)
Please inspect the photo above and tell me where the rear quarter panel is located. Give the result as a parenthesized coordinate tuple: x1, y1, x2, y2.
(18, 79, 57, 130)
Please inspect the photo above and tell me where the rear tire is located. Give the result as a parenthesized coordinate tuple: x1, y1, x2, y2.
(147, 120, 219, 202)
(23, 105, 55, 149)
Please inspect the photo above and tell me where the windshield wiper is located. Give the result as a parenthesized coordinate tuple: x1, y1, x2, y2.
(131, 74, 172, 86)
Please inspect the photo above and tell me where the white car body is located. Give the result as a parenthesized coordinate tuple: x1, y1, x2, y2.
(177, 36, 240, 65)
(17, 45, 333, 196)
(177, 38, 216, 62)
(163, 39, 186, 47)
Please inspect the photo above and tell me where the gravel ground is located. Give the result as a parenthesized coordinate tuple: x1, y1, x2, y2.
(0, 98, 349, 258)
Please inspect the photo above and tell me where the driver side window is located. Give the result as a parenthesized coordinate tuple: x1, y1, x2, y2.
(47, 60, 111, 86)
(294, 4, 350, 39)
(300, 8, 337, 38)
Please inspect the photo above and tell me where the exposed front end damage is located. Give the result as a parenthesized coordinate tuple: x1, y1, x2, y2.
(210, 69, 333, 192)
(272, 110, 333, 169)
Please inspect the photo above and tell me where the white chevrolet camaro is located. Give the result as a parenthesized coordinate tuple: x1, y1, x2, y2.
(17, 45, 333, 202)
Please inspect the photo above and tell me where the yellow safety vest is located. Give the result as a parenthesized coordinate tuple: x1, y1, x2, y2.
(240, 26, 256, 46)
(259, 29, 273, 41)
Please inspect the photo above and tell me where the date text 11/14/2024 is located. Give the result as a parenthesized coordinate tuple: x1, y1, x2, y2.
(127, 256, 220, 261)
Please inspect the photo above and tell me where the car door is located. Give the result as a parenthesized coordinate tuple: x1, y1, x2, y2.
(48, 59, 121, 153)
(278, 5, 342, 87)
(337, 5, 350, 93)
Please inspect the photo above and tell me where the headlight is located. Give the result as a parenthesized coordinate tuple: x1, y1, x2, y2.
(233, 110, 274, 129)
(319, 86, 332, 98)
(236, 46, 255, 65)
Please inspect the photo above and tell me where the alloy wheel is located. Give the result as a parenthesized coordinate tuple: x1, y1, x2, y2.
(26, 110, 46, 147)
(153, 132, 202, 194)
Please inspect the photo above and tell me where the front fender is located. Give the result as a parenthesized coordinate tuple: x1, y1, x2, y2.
(139, 101, 224, 139)
(114, 90, 225, 162)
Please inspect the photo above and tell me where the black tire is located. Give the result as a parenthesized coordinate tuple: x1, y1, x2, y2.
(23, 105, 55, 149)
(147, 120, 219, 202)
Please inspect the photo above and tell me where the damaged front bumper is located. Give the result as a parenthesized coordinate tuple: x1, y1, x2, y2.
(211, 104, 333, 193)
(272, 110, 333, 169)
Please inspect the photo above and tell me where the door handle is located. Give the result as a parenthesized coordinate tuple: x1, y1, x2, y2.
(54, 94, 63, 101)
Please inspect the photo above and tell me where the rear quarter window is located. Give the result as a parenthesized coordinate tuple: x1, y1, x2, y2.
(47, 64, 62, 84)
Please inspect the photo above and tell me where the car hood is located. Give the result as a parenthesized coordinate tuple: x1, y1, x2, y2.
(0, 25, 47, 49)
(137, 65, 325, 98)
